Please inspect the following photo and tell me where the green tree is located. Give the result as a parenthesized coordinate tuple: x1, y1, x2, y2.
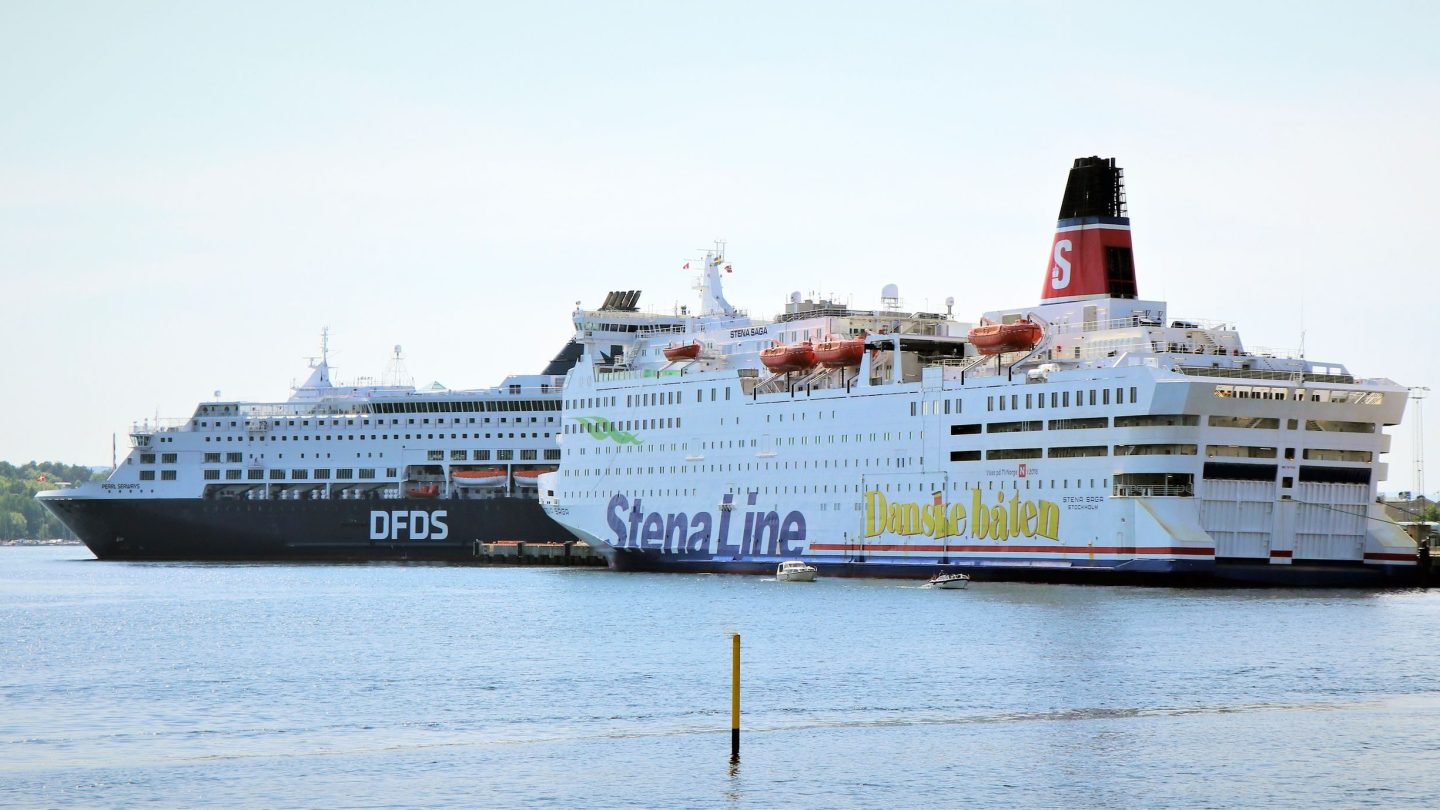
(0, 461, 102, 540)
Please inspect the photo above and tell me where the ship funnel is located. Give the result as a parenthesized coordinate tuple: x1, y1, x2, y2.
(1040, 156, 1137, 303)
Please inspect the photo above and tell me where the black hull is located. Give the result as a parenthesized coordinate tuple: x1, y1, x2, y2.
(41, 496, 581, 562)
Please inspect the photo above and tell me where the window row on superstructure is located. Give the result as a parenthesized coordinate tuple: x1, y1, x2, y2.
(200, 428, 551, 443)
(195, 415, 555, 429)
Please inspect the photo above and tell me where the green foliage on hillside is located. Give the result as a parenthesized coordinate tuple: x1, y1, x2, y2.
(0, 461, 102, 540)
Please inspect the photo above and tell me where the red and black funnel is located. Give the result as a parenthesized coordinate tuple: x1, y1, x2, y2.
(1040, 156, 1138, 302)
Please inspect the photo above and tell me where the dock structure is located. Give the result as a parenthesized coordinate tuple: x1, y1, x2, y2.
(471, 540, 607, 567)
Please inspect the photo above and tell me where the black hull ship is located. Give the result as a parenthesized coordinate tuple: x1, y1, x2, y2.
(40, 333, 588, 562)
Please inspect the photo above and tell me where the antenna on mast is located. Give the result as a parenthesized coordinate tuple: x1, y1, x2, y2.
(384, 345, 413, 388)
(1298, 296, 1305, 359)
(1412, 387, 1429, 504)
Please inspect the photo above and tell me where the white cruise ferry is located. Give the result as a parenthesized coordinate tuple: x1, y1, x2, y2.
(540, 157, 1424, 586)
(38, 333, 585, 560)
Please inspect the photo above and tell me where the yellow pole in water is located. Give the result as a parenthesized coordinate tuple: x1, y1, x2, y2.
(730, 632, 741, 758)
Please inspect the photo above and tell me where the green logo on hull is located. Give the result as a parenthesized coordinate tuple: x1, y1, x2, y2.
(575, 416, 642, 445)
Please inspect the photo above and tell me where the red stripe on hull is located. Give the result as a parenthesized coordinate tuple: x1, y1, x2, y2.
(1364, 552, 1417, 562)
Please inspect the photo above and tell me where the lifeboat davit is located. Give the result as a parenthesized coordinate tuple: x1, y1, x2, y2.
(814, 336, 865, 368)
(759, 342, 817, 374)
(967, 320, 1043, 355)
(451, 468, 507, 488)
(406, 483, 440, 499)
(663, 341, 702, 361)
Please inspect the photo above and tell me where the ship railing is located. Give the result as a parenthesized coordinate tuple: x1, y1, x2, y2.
(1112, 484, 1194, 498)
(1046, 315, 1236, 335)
(130, 418, 191, 434)
(1180, 366, 1357, 385)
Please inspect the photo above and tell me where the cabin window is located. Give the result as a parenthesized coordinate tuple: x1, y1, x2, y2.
(986, 448, 1042, 460)
(140, 470, 155, 480)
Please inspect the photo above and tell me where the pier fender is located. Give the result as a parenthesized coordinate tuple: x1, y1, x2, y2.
(1131, 497, 1215, 558)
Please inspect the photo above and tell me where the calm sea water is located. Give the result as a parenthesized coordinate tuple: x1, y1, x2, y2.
(3, 546, 1439, 808)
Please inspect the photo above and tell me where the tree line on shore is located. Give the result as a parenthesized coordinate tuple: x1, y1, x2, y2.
(0, 462, 100, 540)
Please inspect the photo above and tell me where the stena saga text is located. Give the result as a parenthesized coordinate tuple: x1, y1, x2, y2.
(539, 157, 1425, 586)
(38, 333, 583, 561)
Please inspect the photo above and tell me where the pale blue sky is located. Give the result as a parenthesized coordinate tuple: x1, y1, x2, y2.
(3, 1, 1437, 493)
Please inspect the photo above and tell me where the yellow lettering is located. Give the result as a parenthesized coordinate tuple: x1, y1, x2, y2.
(950, 503, 966, 537)
(921, 503, 936, 536)
(1019, 501, 1037, 537)
(971, 489, 989, 539)
(990, 505, 1009, 541)
(865, 491, 887, 537)
(1035, 500, 1060, 540)
(903, 503, 920, 536)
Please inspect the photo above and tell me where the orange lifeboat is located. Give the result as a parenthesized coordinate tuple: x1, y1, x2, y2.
(663, 341, 702, 361)
(759, 341, 817, 373)
(406, 483, 440, 499)
(512, 467, 557, 488)
(451, 468, 507, 488)
(814, 336, 865, 368)
(967, 320, 1043, 355)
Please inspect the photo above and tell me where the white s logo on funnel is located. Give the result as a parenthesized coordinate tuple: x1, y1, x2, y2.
(1051, 240, 1072, 289)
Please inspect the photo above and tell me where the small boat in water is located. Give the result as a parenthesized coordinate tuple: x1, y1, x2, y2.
(776, 560, 818, 582)
(760, 342, 817, 373)
(967, 319, 1042, 355)
(928, 571, 971, 589)
(663, 341, 702, 361)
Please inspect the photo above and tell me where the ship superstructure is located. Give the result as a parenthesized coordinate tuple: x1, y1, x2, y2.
(540, 158, 1420, 586)
(38, 333, 583, 560)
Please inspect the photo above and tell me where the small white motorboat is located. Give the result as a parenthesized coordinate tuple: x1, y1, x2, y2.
(928, 571, 971, 589)
(775, 560, 818, 582)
